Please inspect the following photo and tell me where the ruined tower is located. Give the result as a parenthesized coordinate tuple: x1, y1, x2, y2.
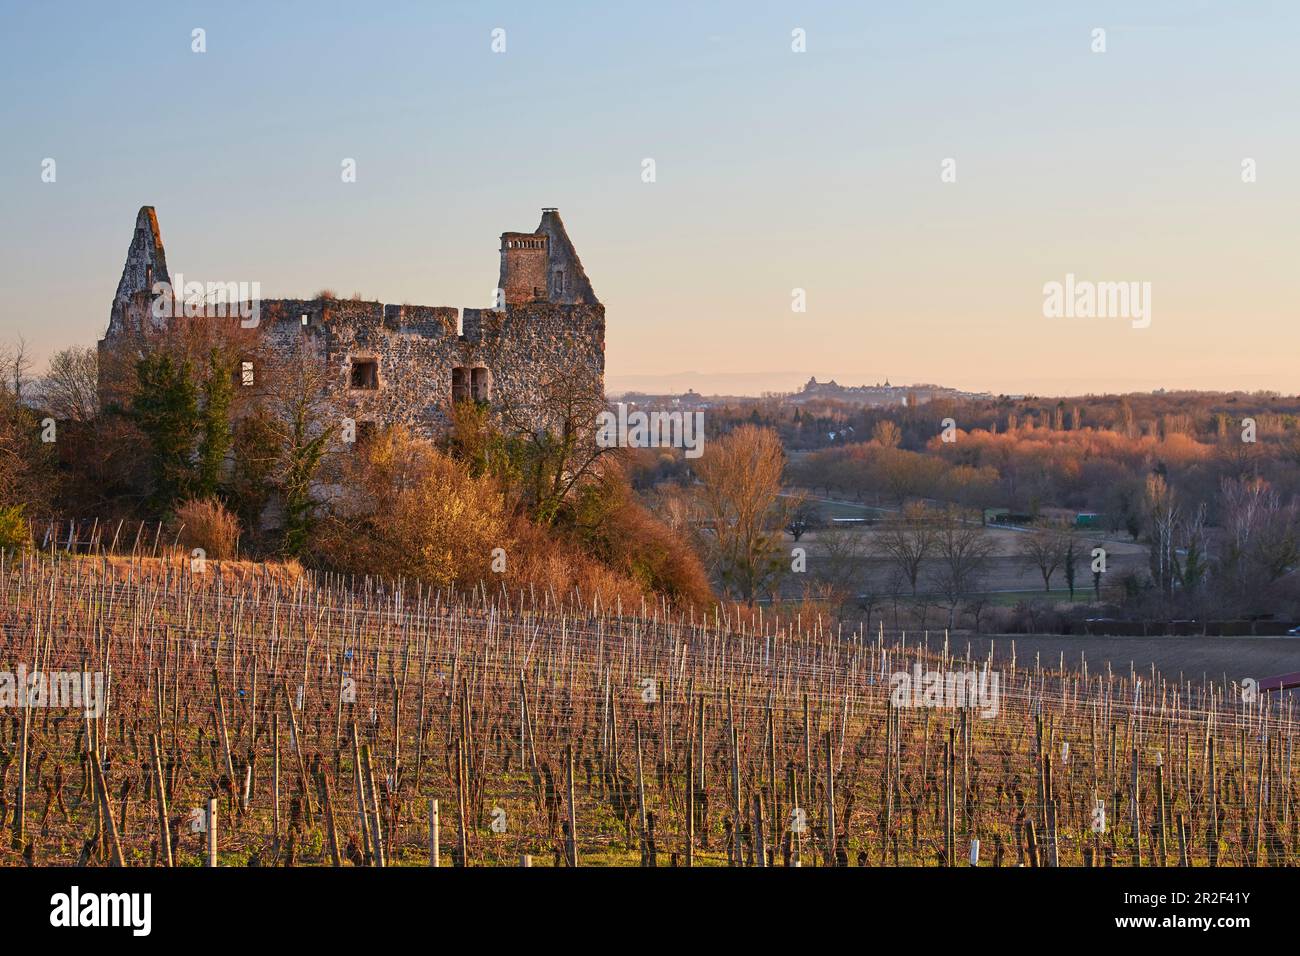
(498, 208, 598, 307)
(107, 206, 170, 337)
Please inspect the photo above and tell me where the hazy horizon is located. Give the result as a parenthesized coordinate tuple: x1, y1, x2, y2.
(2, 1, 1297, 395)
(605, 368, 1300, 399)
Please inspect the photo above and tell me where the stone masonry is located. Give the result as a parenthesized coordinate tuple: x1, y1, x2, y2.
(99, 206, 605, 436)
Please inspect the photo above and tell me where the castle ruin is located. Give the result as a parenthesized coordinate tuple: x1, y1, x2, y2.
(99, 206, 605, 436)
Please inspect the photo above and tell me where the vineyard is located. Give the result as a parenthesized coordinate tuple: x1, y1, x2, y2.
(0, 552, 1295, 868)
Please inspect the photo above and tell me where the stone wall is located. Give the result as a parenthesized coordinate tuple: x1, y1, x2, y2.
(256, 296, 604, 435)
(100, 206, 606, 439)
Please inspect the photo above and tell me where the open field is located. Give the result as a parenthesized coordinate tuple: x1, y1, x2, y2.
(0, 552, 1295, 868)
(776, 492, 1150, 601)
(951, 634, 1300, 688)
(778, 536, 1145, 609)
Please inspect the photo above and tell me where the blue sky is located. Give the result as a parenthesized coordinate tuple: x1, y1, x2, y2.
(1, 0, 1296, 395)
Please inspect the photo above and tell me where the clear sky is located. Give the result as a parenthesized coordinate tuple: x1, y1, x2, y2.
(1, 0, 1296, 396)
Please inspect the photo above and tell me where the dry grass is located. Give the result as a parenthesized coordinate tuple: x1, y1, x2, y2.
(173, 497, 241, 560)
(99, 553, 306, 588)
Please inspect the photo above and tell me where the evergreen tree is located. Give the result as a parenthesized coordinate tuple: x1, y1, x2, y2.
(130, 351, 199, 512)
(197, 348, 234, 497)
(1063, 539, 1077, 600)
(281, 406, 332, 557)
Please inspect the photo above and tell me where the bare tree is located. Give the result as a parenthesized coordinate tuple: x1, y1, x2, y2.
(871, 419, 902, 449)
(815, 523, 872, 612)
(884, 565, 908, 630)
(41, 346, 100, 422)
(943, 464, 999, 516)
(878, 502, 935, 595)
(1144, 473, 1179, 596)
(929, 508, 994, 629)
(785, 496, 821, 542)
(494, 362, 611, 525)
(0, 371, 55, 517)
(1220, 475, 1299, 593)
(647, 483, 696, 537)
(694, 424, 788, 606)
(1, 337, 34, 402)
(1251, 502, 1300, 583)
(1017, 524, 1070, 593)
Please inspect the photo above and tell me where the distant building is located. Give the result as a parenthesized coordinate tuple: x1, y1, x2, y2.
(791, 376, 990, 407)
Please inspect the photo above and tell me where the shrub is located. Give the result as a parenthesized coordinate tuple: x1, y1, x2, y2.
(315, 428, 710, 607)
(503, 516, 645, 609)
(382, 453, 508, 588)
(174, 497, 241, 560)
(314, 428, 509, 589)
(0, 504, 29, 552)
(564, 467, 714, 607)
